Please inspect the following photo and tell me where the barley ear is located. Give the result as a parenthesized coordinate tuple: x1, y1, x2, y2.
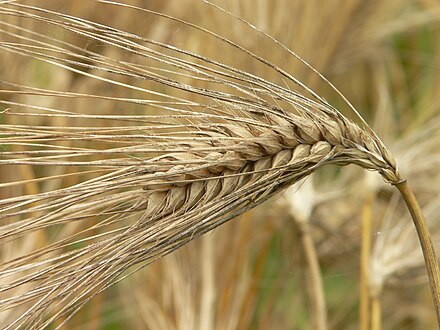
(1, 1, 440, 327)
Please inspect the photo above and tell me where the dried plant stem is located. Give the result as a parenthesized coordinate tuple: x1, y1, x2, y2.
(297, 220, 328, 330)
(360, 193, 373, 330)
(396, 180, 440, 326)
(370, 295, 381, 330)
(199, 235, 215, 330)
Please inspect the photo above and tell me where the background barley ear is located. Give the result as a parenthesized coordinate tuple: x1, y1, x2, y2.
(1, 0, 440, 328)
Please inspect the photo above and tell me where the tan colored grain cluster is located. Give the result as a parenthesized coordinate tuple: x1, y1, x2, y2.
(1, 1, 439, 329)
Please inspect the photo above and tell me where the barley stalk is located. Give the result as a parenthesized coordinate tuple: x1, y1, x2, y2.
(283, 178, 328, 330)
(360, 178, 374, 330)
(0, 1, 439, 328)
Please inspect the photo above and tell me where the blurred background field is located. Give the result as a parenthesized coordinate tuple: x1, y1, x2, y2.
(1, 0, 440, 329)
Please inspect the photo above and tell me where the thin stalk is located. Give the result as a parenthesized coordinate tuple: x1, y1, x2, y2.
(199, 235, 215, 330)
(298, 220, 328, 330)
(360, 193, 373, 330)
(370, 295, 381, 330)
(395, 180, 440, 327)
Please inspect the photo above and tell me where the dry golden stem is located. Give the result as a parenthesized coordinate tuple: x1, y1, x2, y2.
(370, 295, 381, 330)
(360, 194, 373, 330)
(298, 220, 328, 330)
(396, 180, 440, 327)
(199, 235, 215, 330)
